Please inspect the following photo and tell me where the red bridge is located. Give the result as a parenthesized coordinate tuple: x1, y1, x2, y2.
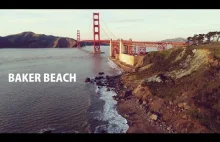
(77, 13, 186, 57)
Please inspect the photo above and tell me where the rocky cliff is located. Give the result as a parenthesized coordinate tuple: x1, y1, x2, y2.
(112, 43, 220, 133)
(0, 32, 77, 48)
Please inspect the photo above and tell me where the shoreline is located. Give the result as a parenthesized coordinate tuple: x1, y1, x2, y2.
(88, 58, 178, 133)
(88, 58, 171, 133)
(113, 74, 169, 133)
(108, 58, 172, 133)
(108, 47, 220, 133)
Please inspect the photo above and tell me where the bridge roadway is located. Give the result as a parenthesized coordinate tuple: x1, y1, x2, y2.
(79, 39, 186, 47)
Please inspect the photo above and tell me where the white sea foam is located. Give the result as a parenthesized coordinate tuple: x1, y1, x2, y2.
(94, 86, 129, 133)
(39, 127, 55, 133)
(93, 59, 129, 133)
(107, 59, 124, 75)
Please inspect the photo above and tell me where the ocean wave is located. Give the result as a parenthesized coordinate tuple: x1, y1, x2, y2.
(107, 59, 124, 75)
(94, 86, 128, 133)
(93, 59, 129, 133)
(39, 127, 55, 133)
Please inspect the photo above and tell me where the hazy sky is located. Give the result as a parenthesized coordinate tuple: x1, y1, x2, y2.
(0, 9, 220, 41)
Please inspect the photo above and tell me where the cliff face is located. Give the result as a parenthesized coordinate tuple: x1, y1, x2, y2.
(0, 32, 77, 48)
(117, 43, 220, 133)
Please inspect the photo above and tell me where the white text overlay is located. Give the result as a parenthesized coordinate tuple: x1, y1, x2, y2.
(8, 73, 76, 82)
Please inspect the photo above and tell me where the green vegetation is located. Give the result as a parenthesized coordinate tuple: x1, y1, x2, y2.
(121, 42, 220, 132)
(187, 31, 220, 45)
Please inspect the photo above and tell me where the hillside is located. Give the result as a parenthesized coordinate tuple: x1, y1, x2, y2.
(0, 37, 13, 47)
(161, 37, 187, 42)
(0, 32, 77, 48)
(114, 43, 220, 133)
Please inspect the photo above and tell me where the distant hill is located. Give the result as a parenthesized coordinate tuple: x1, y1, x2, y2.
(0, 31, 77, 48)
(160, 37, 187, 42)
(0, 31, 110, 48)
(0, 36, 13, 47)
(1, 32, 186, 48)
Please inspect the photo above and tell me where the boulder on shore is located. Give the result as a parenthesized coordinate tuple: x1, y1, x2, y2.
(95, 76, 104, 80)
(121, 90, 132, 98)
(106, 88, 110, 91)
(125, 90, 132, 97)
(96, 81, 104, 86)
(150, 114, 158, 121)
(99, 72, 104, 75)
(106, 75, 110, 79)
(85, 78, 90, 83)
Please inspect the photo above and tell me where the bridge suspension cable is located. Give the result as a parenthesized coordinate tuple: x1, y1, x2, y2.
(85, 14, 114, 41)
(101, 18, 118, 40)
(100, 26, 111, 40)
(82, 17, 93, 47)
(87, 18, 93, 38)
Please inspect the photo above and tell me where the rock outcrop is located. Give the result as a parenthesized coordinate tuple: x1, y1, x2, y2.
(112, 43, 220, 133)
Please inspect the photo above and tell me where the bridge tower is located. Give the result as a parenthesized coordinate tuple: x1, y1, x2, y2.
(93, 12, 101, 53)
(77, 30, 80, 47)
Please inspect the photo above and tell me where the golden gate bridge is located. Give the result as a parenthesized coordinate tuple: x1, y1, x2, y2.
(76, 12, 186, 57)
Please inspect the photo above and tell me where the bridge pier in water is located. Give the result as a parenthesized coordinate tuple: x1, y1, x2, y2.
(93, 12, 101, 54)
(110, 39, 112, 57)
(77, 30, 80, 48)
(77, 12, 186, 55)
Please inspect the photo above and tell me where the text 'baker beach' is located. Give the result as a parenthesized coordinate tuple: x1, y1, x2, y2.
(8, 73, 76, 82)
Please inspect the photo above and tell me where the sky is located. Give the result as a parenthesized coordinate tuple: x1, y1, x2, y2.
(0, 9, 220, 41)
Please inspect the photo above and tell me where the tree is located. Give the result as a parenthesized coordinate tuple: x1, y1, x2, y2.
(197, 34, 205, 44)
(192, 34, 199, 45)
(205, 32, 212, 43)
(211, 31, 218, 42)
(217, 31, 220, 42)
(214, 31, 218, 41)
(206, 32, 216, 43)
(187, 37, 193, 45)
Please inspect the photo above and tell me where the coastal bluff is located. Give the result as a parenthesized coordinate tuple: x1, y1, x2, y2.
(109, 43, 220, 133)
(0, 32, 77, 48)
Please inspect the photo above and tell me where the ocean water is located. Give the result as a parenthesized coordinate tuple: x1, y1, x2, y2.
(0, 46, 128, 133)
